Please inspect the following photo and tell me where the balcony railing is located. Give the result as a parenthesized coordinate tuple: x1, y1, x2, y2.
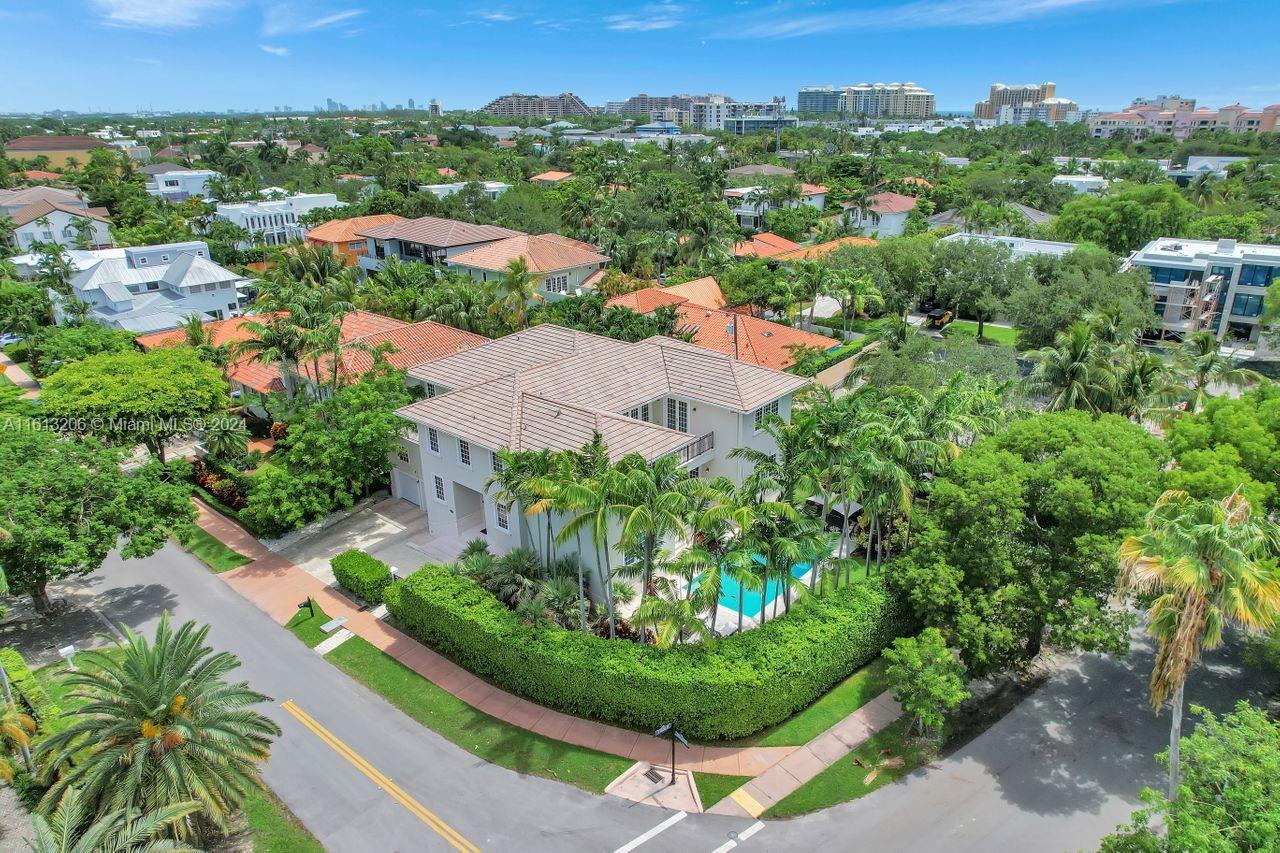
(674, 431, 715, 465)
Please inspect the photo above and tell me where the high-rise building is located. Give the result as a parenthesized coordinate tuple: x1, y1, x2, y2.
(1131, 94, 1196, 111)
(797, 86, 843, 113)
(408, 98, 416, 110)
(974, 82, 1075, 120)
(843, 82, 935, 118)
(480, 92, 593, 118)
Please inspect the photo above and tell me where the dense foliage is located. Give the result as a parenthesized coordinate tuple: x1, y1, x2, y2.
(1165, 383, 1280, 510)
(331, 549, 394, 606)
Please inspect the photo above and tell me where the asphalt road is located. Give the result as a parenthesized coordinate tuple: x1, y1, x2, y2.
(74, 545, 1273, 853)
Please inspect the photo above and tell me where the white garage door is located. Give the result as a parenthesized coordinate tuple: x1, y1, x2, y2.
(392, 470, 421, 507)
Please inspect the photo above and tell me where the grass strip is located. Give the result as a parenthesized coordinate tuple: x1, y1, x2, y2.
(694, 772, 754, 809)
(240, 788, 324, 853)
(178, 525, 252, 573)
(746, 658, 891, 747)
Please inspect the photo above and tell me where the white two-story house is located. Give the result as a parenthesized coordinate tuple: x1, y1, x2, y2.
(214, 191, 341, 247)
(724, 183, 828, 230)
(392, 324, 807, 598)
(355, 216, 523, 275)
(146, 169, 221, 202)
(444, 234, 608, 302)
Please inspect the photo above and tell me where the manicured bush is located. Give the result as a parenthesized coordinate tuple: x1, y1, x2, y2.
(332, 550, 394, 606)
(385, 564, 908, 741)
(0, 648, 65, 733)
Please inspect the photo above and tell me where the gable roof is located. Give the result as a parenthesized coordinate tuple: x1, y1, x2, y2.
(306, 214, 406, 244)
(671, 304, 840, 371)
(530, 170, 573, 183)
(0, 184, 86, 210)
(355, 215, 522, 248)
(447, 233, 607, 274)
(849, 191, 919, 214)
(9, 199, 109, 227)
(661, 276, 727, 309)
(4, 135, 108, 151)
(733, 232, 803, 258)
(401, 323, 807, 460)
(771, 235, 878, 262)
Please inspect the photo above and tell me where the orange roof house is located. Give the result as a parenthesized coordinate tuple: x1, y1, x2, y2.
(771, 236, 878, 263)
(23, 170, 63, 182)
(531, 170, 573, 186)
(901, 176, 934, 190)
(606, 277, 838, 370)
(447, 233, 608, 277)
(305, 214, 406, 266)
(436, 166, 457, 178)
(732, 232, 802, 258)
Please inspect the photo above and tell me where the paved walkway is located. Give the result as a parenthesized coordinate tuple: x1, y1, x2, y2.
(0, 351, 39, 398)
(194, 499, 795, 777)
(708, 692, 903, 818)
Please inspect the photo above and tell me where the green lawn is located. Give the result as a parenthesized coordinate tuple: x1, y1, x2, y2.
(744, 658, 891, 747)
(763, 717, 933, 818)
(946, 320, 1021, 347)
(178, 525, 252, 573)
(694, 772, 753, 809)
(287, 604, 762, 795)
(240, 789, 324, 853)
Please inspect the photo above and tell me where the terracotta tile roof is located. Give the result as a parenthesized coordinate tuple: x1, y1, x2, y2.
(662, 276, 727, 309)
(673, 304, 840, 371)
(355, 216, 523, 248)
(902, 176, 934, 189)
(306, 214, 406, 244)
(863, 191, 919, 214)
(436, 166, 457, 177)
(771, 235, 878, 262)
(531, 170, 573, 184)
(4, 135, 108, 151)
(606, 288, 689, 313)
(9, 199, 110, 227)
(495, 139, 517, 148)
(0, 185, 85, 210)
(447, 233, 607, 274)
(23, 170, 62, 181)
(733, 232, 802, 258)
(800, 183, 829, 196)
(323, 320, 488, 380)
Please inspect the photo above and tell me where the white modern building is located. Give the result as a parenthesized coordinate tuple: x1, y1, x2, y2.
(391, 324, 807, 594)
(8, 200, 112, 251)
(145, 169, 221, 202)
(1051, 174, 1109, 194)
(59, 241, 249, 333)
(214, 192, 341, 246)
(940, 232, 1078, 260)
(724, 183, 827, 230)
(841, 191, 918, 237)
(418, 181, 512, 201)
(1126, 237, 1280, 353)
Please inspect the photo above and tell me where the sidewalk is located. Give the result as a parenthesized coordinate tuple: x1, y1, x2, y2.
(0, 351, 39, 399)
(194, 500, 794, 777)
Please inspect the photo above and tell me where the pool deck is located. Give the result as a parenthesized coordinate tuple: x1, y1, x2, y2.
(711, 567, 815, 636)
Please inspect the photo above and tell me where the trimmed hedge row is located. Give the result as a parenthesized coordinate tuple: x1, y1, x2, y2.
(332, 550, 394, 606)
(0, 648, 65, 733)
(384, 564, 908, 741)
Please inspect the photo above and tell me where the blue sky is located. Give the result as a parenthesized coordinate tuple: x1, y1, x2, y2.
(5, 0, 1280, 115)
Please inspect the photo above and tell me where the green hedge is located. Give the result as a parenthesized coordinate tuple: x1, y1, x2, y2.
(384, 564, 908, 741)
(0, 648, 65, 733)
(332, 550, 393, 606)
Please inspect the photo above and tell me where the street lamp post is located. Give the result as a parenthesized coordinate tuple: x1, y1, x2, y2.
(654, 723, 689, 786)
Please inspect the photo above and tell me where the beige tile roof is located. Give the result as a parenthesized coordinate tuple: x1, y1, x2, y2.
(446, 233, 607, 274)
(400, 323, 806, 460)
(355, 215, 522, 247)
(9, 199, 109, 227)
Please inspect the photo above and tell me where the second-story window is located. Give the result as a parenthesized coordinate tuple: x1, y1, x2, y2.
(753, 399, 780, 431)
(666, 398, 688, 433)
(458, 440, 472, 467)
(427, 427, 440, 454)
(491, 451, 504, 472)
(626, 403, 650, 422)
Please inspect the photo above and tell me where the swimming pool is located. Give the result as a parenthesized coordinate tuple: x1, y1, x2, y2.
(694, 556, 812, 619)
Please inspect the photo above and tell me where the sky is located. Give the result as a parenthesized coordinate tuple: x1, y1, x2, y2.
(5, 0, 1280, 115)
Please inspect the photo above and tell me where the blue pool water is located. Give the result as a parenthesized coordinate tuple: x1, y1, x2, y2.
(694, 556, 813, 619)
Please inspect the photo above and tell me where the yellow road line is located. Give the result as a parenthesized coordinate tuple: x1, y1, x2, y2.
(281, 700, 479, 853)
(728, 786, 766, 818)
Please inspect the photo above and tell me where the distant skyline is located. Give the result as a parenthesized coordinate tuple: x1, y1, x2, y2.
(5, 0, 1280, 115)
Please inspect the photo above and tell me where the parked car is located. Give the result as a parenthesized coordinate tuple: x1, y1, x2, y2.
(0, 333, 21, 348)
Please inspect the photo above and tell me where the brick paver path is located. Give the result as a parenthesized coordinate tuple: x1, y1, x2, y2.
(0, 351, 39, 399)
(194, 499, 795, 776)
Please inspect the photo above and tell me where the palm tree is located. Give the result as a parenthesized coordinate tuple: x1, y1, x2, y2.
(0, 701, 35, 783)
(36, 615, 281, 842)
(632, 548, 715, 647)
(836, 270, 884, 321)
(795, 260, 838, 327)
(1117, 489, 1280, 800)
(615, 453, 702, 602)
(1112, 344, 1181, 422)
(1186, 172, 1220, 209)
(1024, 322, 1116, 413)
(235, 315, 305, 402)
(557, 450, 627, 639)
(677, 205, 735, 264)
(485, 257, 544, 331)
(1170, 331, 1263, 413)
(201, 416, 249, 460)
(31, 787, 201, 853)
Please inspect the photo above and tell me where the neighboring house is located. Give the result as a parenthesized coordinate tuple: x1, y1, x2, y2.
(3, 135, 109, 168)
(771, 235, 879, 263)
(393, 324, 807, 580)
(355, 216, 524, 274)
(305, 213, 406, 266)
(8, 200, 112, 250)
(419, 181, 511, 200)
(1125, 237, 1280, 353)
(732, 232, 802, 259)
(607, 277, 840, 370)
(1051, 174, 1109, 194)
(62, 241, 248, 333)
(530, 170, 573, 186)
(724, 183, 828, 230)
(939, 232, 1078, 260)
(841, 191, 917, 237)
(926, 202, 1054, 232)
(214, 192, 342, 246)
(0, 184, 89, 217)
(23, 170, 62, 181)
(1165, 155, 1251, 185)
(726, 164, 796, 178)
(445, 233, 608, 301)
(136, 310, 486, 405)
(145, 169, 221, 202)
(436, 167, 457, 178)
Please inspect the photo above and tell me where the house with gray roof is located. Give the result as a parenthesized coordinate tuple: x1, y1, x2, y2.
(60, 241, 249, 333)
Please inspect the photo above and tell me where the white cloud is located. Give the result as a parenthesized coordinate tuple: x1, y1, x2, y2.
(89, 0, 243, 29)
(259, 43, 290, 56)
(606, 2, 683, 31)
(729, 0, 1179, 38)
(261, 5, 364, 36)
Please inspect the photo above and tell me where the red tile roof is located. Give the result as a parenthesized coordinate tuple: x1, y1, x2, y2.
(10, 199, 110, 227)
(437, 166, 457, 177)
(531, 170, 573, 184)
(23, 170, 62, 181)
(448, 233, 607, 274)
(4, 135, 108, 151)
(800, 183, 829, 196)
(356, 216, 522, 248)
(674, 305, 839, 371)
(866, 191, 918, 214)
(733, 232, 802, 258)
(902, 176, 933, 189)
(324, 320, 488, 380)
(771, 236, 878, 262)
(306, 214, 405, 244)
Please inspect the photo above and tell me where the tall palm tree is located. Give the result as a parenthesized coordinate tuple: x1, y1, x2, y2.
(1024, 322, 1116, 413)
(632, 548, 715, 647)
(36, 615, 281, 842)
(557, 441, 627, 638)
(1170, 331, 1263, 413)
(1186, 172, 1220, 209)
(615, 453, 702, 602)
(795, 260, 838, 327)
(836, 270, 884, 321)
(1117, 489, 1280, 800)
(1112, 344, 1181, 423)
(235, 315, 305, 402)
(0, 702, 35, 783)
(485, 257, 544, 331)
(201, 416, 249, 460)
(31, 787, 201, 853)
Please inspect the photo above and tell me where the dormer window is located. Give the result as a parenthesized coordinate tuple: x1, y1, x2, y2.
(138, 257, 149, 265)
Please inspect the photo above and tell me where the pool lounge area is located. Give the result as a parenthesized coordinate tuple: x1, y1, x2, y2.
(694, 556, 815, 635)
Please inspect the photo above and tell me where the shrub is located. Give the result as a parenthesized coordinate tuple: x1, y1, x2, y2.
(0, 648, 65, 734)
(332, 550, 393, 606)
(385, 564, 908, 741)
